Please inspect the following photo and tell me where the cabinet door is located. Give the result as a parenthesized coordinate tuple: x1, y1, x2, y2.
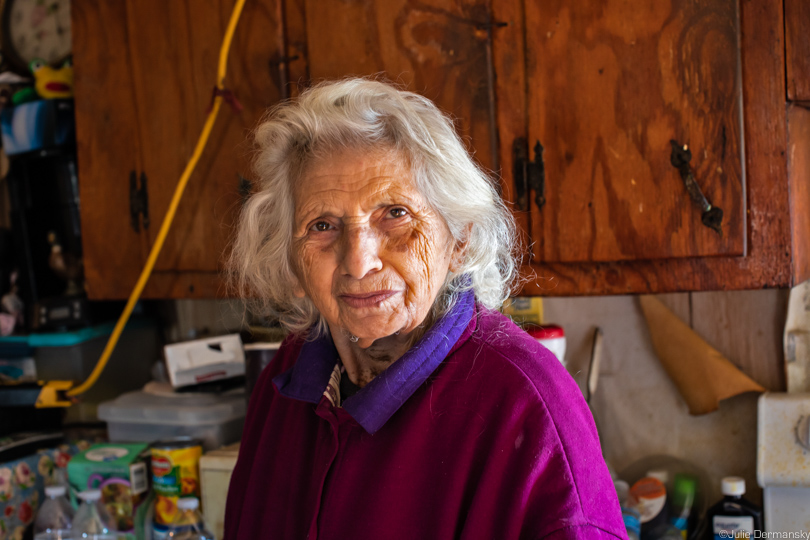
(524, 0, 744, 263)
(121, 0, 284, 297)
(786, 0, 810, 101)
(73, 0, 149, 300)
(296, 0, 498, 173)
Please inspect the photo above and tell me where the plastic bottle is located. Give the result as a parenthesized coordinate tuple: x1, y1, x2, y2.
(671, 473, 698, 539)
(34, 485, 75, 539)
(658, 524, 686, 540)
(631, 471, 670, 540)
(73, 490, 117, 540)
(614, 480, 641, 540)
(166, 498, 214, 540)
(705, 477, 763, 540)
(624, 509, 642, 540)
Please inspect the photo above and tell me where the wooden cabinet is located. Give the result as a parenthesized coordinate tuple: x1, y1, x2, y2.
(786, 0, 810, 102)
(73, 0, 283, 299)
(522, 0, 744, 264)
(290, 0, 499, 173)
(494, 0, 808, 295)
(74, 0, 808, 299)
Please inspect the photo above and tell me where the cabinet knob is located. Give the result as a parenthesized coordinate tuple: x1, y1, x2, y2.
(669, 140, 723, 235)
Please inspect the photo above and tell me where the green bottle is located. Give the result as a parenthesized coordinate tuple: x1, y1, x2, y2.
(670, 473, 697, 539)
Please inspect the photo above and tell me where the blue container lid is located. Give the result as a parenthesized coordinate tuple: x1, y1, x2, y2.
(0, 318, 153, 348)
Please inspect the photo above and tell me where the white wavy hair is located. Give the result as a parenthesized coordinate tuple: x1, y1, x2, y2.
(228, 77, 520, 336)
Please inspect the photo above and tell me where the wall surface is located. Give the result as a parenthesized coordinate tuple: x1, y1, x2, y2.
(544, 289, 789, 507)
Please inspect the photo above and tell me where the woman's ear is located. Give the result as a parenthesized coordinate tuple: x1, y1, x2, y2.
(449, 224, 472, 273)
(292, 279, 307, 298)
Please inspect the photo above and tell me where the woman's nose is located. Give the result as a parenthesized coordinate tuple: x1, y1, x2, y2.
(340, 226, 383, 279)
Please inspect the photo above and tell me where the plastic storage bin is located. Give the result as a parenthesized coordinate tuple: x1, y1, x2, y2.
(0, 319, 160, 423)
(97, 390, 246, 450)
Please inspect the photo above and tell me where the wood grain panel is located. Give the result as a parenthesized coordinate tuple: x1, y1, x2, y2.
(301, 0, 496, 173)
(72, 0, 149, 300)
(691, 290, 788, 391)
(491, 0, 530, 261)
(524, 0, 744, 263)
(785, 0, 810, 102)
(283, 0, 310, 98)
(787, 104, 810, 284)
(511, 0, 791, 295)
(124, 0, 283, 275)
(140, 271, 225, 299)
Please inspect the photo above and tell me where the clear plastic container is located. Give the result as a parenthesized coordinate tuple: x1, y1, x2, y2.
(97, 389, 245, 450)
(166, 497, 214, 540)
(73, 490, 117, 540)
(34, 485, 75, 540)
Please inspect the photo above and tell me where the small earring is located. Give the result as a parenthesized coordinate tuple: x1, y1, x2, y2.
(349, 334, 359, 343)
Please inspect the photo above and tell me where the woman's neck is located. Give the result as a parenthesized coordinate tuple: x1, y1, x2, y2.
(330, 323, 429, 388)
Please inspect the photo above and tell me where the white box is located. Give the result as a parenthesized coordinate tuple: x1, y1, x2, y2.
(164, 334, 244, 388)
(200, 442, 240, 540)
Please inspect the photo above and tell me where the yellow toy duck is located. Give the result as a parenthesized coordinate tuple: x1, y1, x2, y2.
(30, 58, 73, 99)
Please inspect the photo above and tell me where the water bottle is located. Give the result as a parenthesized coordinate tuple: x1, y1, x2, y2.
(34, 485, 75, 539)
(614, 480, 641, 540)
(72, 490, 117, 540)
(167, 498, 214, 540)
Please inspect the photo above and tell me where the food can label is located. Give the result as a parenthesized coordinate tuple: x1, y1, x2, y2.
(151, 444, 202, 525)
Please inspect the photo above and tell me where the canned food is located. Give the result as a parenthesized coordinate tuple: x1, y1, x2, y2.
(150, 438, 203, 526)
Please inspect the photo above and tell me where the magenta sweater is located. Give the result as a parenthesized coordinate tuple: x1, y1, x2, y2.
(224, 290, 625, 539)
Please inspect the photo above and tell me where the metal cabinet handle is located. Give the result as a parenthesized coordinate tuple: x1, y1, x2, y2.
(669, 140, 723, 235)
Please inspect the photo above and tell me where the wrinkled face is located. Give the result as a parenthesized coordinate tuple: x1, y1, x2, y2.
(291, 148, 459, 348)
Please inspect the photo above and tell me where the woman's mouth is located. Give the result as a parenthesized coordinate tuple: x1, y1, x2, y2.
(339, 290, 398, 308)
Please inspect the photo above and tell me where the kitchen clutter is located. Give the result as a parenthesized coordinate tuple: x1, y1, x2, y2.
(0, 329, 260, 539)
(27, 436, 221, 539)
(613, 455, 763, 539)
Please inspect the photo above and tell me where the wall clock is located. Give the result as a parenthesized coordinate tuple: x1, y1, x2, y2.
(2, 0, 71, 73)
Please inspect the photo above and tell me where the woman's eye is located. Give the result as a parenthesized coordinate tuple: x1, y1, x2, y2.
(389, 207, 408, 218)
(311, 221, 333, 232)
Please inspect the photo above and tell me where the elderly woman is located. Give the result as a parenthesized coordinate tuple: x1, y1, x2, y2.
(224, 79, 624, 539)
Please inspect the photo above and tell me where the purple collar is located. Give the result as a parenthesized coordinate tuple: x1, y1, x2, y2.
(273, 289, 476, 434)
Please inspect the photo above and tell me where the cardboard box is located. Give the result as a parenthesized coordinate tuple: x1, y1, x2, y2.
(67, 443, 151, 539)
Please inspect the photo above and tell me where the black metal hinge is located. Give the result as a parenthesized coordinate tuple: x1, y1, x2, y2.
(513, 137, 545, 212)
(130, 171, 150, 233)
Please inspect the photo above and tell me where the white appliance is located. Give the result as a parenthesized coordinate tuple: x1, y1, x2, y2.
(757, 392, 810, 531)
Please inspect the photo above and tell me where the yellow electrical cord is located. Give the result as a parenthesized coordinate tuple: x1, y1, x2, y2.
(68, 0, 248, 397)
